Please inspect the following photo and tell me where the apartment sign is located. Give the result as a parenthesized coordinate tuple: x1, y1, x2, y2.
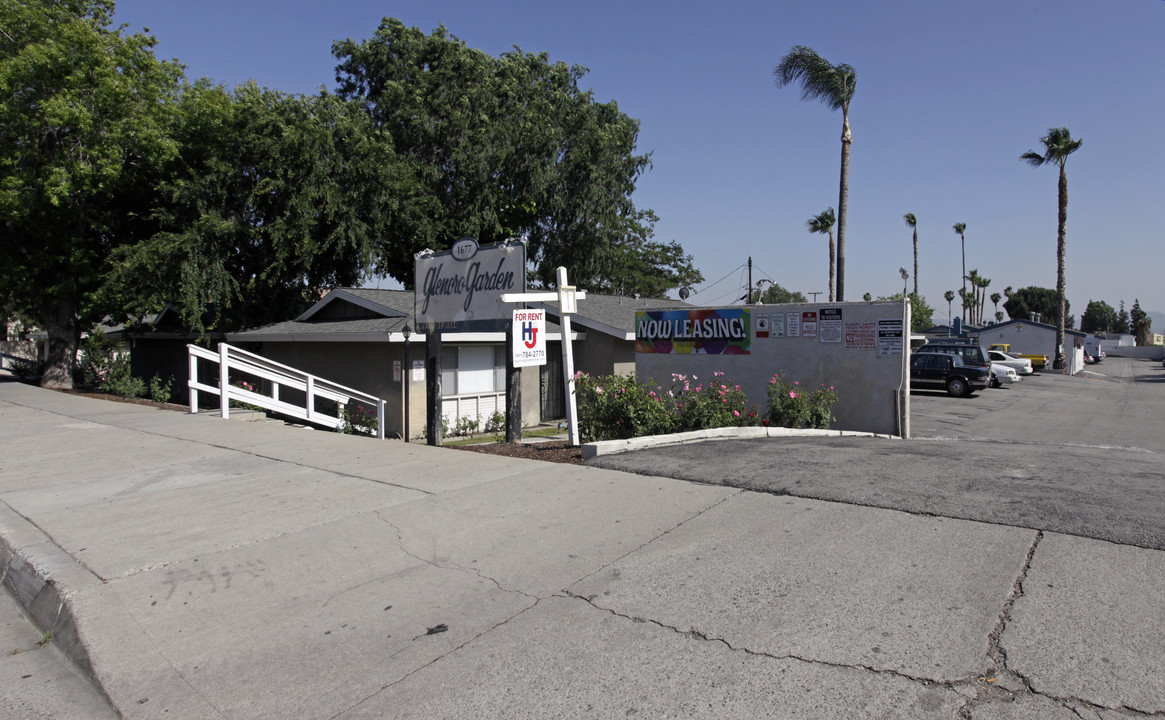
(415, 240, 525, 330)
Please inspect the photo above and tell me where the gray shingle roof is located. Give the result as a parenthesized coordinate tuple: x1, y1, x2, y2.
(232, 287, 687, 342)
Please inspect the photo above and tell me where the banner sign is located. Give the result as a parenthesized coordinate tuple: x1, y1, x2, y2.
(635, 308, 751, 354)
(512, 309, 547, 367)
(415, 239, 525, 331)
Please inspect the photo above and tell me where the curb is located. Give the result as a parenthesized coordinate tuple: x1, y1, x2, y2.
(581, 427, 901, 459)
(0, 503, 106, 693)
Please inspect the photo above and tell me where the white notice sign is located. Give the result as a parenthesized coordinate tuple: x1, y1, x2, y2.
(512, 309, 547, 367)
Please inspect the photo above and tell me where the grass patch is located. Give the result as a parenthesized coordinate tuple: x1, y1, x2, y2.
(443, 424, 565, 446)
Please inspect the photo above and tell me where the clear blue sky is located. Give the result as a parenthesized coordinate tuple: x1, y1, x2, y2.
(114, 0, 1165, 322)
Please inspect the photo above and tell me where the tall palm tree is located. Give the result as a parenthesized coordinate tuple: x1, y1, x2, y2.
(807, 207, 836, 301)
(903, 213, 918, 296)
(990, 292, 1002, 322)
(952, 223, 967, 321)
(976, 274, 991, 325)
(965, 268, 981, 324)
(1022, 127, 1083, 372)
(775, 46, 856, 301)
(944, 290, 955, 325)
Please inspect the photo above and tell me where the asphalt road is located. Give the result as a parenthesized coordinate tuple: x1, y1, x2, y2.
(590, 357, 1165, 550)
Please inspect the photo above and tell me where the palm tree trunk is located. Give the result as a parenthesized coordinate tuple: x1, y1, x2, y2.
(912, 229, 918, 296)
(835, 111, 851, 302)
(1054, 165, 1068, 371)
(828, 232, 836, 302)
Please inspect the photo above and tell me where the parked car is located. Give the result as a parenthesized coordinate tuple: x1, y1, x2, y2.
(987, 343, 1048, 370)
(910, 352, 990, 397)
(990, 363, 1020, 388)
(987, 350, 1034, 376)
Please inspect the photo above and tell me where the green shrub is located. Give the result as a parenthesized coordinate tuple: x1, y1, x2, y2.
(148, 375, 173, 404)
(574, 372, 674, 442)
(669, 372, 755, 432)
(766, 372, 837, 429)
(341, 402, 379, 437)
(99, 355, 145, 398)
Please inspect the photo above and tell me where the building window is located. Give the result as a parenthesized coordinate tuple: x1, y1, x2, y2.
(441, 345, 506, 395)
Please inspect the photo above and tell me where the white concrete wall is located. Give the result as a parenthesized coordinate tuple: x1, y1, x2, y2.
(634, 301, 910, 436)
(1106, 345, 1165, 360)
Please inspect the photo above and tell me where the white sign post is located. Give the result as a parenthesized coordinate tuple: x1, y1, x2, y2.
(500, 266, 587, 446)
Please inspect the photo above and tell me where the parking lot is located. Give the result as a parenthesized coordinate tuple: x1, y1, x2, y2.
(590, 357, 1165, 550)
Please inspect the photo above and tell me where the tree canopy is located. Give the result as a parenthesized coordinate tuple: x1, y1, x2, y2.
(108, 81, 405, 334)
(0, 0, 183, 386)
(1003, 286, 1074, 329)
(332, 19, 697, 292)
(2, 7, 699, 386)
(1080, 300, 1118, 335)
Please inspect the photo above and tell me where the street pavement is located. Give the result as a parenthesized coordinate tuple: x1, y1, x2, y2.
(1, 357, 1163, 719)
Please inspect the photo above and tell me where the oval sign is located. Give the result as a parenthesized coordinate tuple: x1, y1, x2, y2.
(451, 237, 479, 261)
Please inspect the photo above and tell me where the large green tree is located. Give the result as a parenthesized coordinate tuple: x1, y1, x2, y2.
(1021, 127, 1083, 371)
(1130, 299, 1151, 345)
(1004, 286, 1073, 329)
(1080, 300, 1118, 335)
(774, 47, 856, 301)
(0, 0, 183, 387)
(806, 207, 836, 301)
(332, 19, 691, 292)
(108, 80, 407, 334)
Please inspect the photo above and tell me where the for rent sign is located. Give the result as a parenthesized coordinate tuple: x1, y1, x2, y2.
(635, 308, 751, 354)
(415, 240, 525, 330)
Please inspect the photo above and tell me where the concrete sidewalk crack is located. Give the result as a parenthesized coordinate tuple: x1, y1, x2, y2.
(561, 590, 949, 689)
(325, 598, 543, 720)
(563, 490, 742, 590)
(373, 511, 540, 602)
(987, 530, 1042, 691)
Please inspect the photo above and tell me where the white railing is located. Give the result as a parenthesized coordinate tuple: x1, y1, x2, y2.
(187, 343, 385, 439)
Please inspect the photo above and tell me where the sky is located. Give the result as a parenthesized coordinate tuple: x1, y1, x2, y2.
(113, 0, 1165, 323)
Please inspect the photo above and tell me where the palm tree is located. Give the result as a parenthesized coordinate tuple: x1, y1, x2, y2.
(775, 46, 856, 301)
(990, 292, 1002, 322)
(1022, 127, 1083, 372)
(976, 274, 991, 325)
(807, 207, 836, 301)
(953, 223, 967, 322)
(944, 290, 955, 325)
(904, 213, 918, 295)
(965, 268, 981, 324)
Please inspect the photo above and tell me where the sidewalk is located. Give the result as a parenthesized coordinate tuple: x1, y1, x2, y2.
(2, 379, 1163, 718)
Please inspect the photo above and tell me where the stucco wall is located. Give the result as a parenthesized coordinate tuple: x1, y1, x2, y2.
(634, 301, 910, 436)
(255, 340, 541, 440)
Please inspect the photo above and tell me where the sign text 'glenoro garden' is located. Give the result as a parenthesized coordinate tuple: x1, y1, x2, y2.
(635, 308, 751, 354)
(415, 239, 525, 329)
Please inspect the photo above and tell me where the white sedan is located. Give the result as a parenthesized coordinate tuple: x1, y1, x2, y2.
(991, 363, 1020, 388)
(988, 350, 1034, 376)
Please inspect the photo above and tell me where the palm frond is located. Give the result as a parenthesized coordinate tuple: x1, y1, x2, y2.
(903, 213, 916, 228)
(773, 46, 855, 110)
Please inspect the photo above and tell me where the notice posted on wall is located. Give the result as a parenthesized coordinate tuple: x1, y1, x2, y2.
(819, 308, 843, 343)
(844, 321, 877, 350)
(801, 311, 818, 338)
(787, 311, 801, 337)
(772, 312, 787, 338)
(755, 314, 771, 338)
(877, 318, 904, 356)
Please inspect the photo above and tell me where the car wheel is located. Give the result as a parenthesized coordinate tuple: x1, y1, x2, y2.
(990, 376, 1000, 388)
(947, 377, 968, 397)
